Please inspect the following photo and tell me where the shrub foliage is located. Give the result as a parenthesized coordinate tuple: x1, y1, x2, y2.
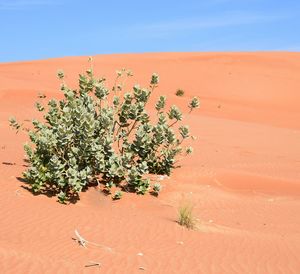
(10, 59, 199, 203)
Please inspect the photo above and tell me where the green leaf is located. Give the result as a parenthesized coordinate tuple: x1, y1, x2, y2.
(155, 96, 166, 112)
(168, 106, 182, 121)
(150, 73, 159, 86)
(189, 97, 200, 111)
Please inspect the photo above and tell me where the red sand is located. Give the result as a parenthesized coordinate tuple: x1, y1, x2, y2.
(0, 52, 300, 273)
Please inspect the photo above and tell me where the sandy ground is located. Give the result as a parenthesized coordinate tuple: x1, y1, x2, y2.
(0, 52, 300, 273)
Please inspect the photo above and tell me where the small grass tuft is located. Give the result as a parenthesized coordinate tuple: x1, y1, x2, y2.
(178, 202, 195, 229)
(175, 89, 185, 97)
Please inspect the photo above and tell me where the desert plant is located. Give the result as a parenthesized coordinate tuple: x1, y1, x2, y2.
(178, 202, 195, 229)
(151, 183, 161, 196)
(175, 89, 184, 97)
(112, 190, 123, 200)
(10, 58, 199, 203)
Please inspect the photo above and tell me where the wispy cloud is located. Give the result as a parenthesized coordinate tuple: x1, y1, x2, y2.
(280, 45, 300, 51)
(0, 0, 58, 10)
(130, 11, 288, 34)
(208, 0, 261, 5)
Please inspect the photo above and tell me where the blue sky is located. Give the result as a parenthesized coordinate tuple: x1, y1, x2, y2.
(0, 0, 299, 62)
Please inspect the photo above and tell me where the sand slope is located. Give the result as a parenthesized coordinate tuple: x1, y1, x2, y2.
(0, 52, 300, 273)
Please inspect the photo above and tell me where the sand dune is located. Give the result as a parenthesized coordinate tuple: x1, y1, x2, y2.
(0, 52, 300, 273)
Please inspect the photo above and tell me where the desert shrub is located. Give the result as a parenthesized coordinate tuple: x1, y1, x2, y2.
(151, 183, 161, 196)
(178, 202, 195, 229)
(10, 58, 199, 203)
(175, 89, 184, 97)
(112, 191, 123, 200)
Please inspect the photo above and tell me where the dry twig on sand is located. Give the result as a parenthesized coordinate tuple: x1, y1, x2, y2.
(85, 261, 101, 268)
(73, 229, 114, 253)
(74, 229, 87, 248)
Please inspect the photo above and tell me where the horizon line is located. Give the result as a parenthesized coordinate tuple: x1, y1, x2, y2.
(1, 50, 300, 64)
